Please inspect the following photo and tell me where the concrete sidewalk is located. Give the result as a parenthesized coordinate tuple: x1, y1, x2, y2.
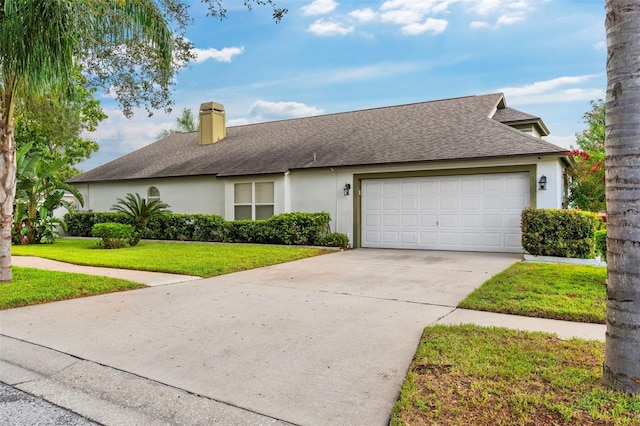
(1, 250, 606, 425)
(12, 256, 201, 286)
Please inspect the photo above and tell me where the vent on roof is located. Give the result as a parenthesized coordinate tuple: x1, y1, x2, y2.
(199, 101, 226, 145)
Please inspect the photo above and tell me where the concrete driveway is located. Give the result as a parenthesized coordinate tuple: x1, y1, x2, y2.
(0, 249, 520, 425)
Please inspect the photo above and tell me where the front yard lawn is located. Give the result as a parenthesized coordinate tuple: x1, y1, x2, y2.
(458, 262, 606, 323)
(12, 238, 329, 278)
(391, 325, 640, 426)
(1, 267, 144, 309)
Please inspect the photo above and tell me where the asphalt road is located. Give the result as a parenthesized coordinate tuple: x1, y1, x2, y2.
(0, 382, 99, 426)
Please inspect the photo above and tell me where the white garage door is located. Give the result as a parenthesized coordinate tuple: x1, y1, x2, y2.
(361, 173, 530, 253)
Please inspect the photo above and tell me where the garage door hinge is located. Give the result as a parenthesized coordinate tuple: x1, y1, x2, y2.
(358, 189, 361, 196)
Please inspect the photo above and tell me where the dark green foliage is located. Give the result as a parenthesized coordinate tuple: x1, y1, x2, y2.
(595, 229, 607, 261)
(319, 232, 350, 248)
(92, 222, 135, 249)
(66, 212, 332, 246)
(521, 208, 599, 258)
(65, 212, 131, 236)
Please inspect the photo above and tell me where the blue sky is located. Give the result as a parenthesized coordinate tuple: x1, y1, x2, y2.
(83, 0, 606, 171)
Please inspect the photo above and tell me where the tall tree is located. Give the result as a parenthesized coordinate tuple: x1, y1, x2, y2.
(14, 67, 106, 180)
(566, 100, 606, 212)
(158, 107, 198, 139)
(0, 0, 287, 282)
(603, 0, 640, 394)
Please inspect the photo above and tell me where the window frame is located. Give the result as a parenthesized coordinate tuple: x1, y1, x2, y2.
(147, 186, 161, 202)
(233, 181, 274, 220)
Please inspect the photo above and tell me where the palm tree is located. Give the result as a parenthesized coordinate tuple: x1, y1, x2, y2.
(111, 193, 171, 246)
(603, 0, 640, 394)
(0, 0, 173, 281)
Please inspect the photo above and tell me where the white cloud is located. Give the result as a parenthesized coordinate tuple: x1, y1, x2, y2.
(593, 40, 606, 50)
(402, 18, 448, 35)
(231, 100, 324, 124)
(192, 46, 244, 63)
(474, 0, 502, 15)
(301, 0, 339, 16)
(499, 75, 598, 97)
(470, 20, 491, 29)
(499, 76, 605, 105)
(496, 12, 525, 26)
(472, 0, 534, 27)
(308, 19, 354, 36)
(349, 8, 377, 22)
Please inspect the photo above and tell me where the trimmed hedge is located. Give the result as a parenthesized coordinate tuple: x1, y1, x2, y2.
(521, 208, 599, 259)
(65, 212, 333, 246)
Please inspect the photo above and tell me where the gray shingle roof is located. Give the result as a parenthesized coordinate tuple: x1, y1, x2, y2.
(493, 106, 550, 135)
(70, 93, 567, 183)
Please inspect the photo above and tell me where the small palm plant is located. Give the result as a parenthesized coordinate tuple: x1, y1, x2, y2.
(111, 193, 171, 246)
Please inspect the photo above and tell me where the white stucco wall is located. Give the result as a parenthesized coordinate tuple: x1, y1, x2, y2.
(72, 176, 224, 215)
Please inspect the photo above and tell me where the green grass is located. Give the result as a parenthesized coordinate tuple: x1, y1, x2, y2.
(0, 267, 144, 309)
(458, 262, 606, 323)
(12, 238, 329, 278)
(391, 325, 640, 426)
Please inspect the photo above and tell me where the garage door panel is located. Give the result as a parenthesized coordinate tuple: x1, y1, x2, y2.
(460, 232, 481, 246)
(382, 231, 399, 244)
(362, 173, 529, 253)
(420, 215, 438, 227)
(504, 214, 521, 227)
(461, 196, 480, 210)
(440, 180, 458, 193)
(439, 215, 457, 227)
(505, 194, 527, 209)
(383, 215, 398, 226)
(401, 232, 418, 244)
(402, 182, 419, 194)
(420, 231, 437, 244)
(401, 214, 418, 227)
(365, 198, 382, 211)
(482, 195, 503, 209)
(401, 198, 418, 210)
(505, 233, 522, 248)
(383, 182, 400, 194)
(482, 234, 502, 247)
(482, 178, 503, 192)
(365, 214, 381, 226)
(482, 215, 502, 227)
(420, 197, 438, 210)
(460, 215, 481, 227)
(439, 232, 459, 245)
(460, 179, 480, 193)
(440, 197, 458, 210)
(364, 230, 382, 244)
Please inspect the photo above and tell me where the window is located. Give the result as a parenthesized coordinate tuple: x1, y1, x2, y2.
(147, 186, 160, 202)
(234, 182, 274, 220)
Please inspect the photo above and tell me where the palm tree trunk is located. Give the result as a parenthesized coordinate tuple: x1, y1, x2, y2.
(0, 86, 17, 282)
(603, 0, 640, 393)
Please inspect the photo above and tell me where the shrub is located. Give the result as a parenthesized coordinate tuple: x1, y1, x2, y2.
(521, 208, 599, 259)
(319, 232, 349, 248)
(595, 229, 607, 261)
(92, 222, 136, 249)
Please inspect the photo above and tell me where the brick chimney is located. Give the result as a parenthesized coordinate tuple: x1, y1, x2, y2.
(199, 101, 226, 145)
